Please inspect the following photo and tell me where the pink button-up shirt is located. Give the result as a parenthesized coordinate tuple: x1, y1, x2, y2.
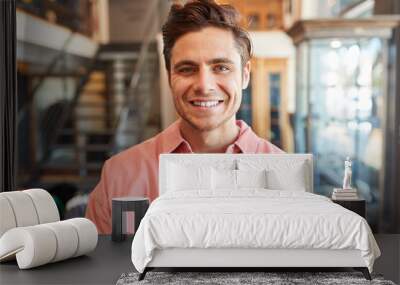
(85, 119, 283, 233)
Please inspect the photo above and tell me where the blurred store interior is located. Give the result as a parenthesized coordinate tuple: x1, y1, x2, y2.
(13, 0, 400, 232)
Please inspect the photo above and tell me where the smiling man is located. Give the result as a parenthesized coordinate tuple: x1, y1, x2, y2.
(86, 0, 283, 234)
(170, 26, 247, 153)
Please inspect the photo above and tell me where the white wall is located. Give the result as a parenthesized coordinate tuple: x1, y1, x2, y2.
(108, 0, 159, 42)
(16, 10, 97, 58)
(301, 0, 320, 19)
(96, 0, 110, 43)
(249, 31, 296, 112)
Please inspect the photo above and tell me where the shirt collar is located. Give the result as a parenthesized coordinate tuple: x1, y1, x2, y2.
(158, 119, 188, 154)
(158, 119, 260, 154)
(232, 120, 260, 154)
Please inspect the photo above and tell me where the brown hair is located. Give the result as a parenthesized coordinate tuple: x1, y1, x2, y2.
(162, 0, 252, 73)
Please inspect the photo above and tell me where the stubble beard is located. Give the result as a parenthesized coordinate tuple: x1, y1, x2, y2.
(181, 112, 233, 132)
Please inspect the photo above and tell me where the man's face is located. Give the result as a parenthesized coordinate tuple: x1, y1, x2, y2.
(169, 27, 250, 131)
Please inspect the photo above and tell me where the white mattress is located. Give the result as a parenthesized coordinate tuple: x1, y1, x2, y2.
(131, 190, 380, 273)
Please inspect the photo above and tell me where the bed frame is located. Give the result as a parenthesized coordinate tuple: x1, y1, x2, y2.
(140, 248, 371, 280)
(138, 154, 371, 281)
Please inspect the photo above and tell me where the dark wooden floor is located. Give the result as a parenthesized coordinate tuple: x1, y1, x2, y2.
(0, 234, 398, 284)
(373, 234, 400, 284)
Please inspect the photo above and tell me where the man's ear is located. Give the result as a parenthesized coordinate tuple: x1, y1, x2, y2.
(242, 60, 251, 89)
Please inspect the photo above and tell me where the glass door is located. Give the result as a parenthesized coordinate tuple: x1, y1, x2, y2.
(251, 58, 293, 152)
(302, 37, 386, 230)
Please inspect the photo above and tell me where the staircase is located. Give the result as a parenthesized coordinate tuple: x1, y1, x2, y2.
(39, 43, 160, 192)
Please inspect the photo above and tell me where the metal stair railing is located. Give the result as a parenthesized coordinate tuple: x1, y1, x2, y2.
(26, 49, 101, 185)
(111, 0, 160, 154)
(17, 31, 75, 126)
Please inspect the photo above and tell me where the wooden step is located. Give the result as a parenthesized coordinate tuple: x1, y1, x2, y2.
(75, 106, 107, 115)
(39, 174, 86, 183)
(75, 108, 109, 118)
(74, 114, 110, 120)
(53, 144, 112, 152)
(80, 90, 106, 96)
(43, 160, 103, 170)
(60, 129, 115, 136)
(38, 175, 100, 193)
(78, 96, 107, 104)
(41, 162, 103, 176)
(90, 71, 106, 80)
(82, 144, 113, 152)
(76, 101, 112, 108)
(82, 86, 106, 93)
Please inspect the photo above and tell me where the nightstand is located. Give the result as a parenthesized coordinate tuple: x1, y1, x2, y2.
(332, 198, 366, 218)
(112, 197, 149, 242)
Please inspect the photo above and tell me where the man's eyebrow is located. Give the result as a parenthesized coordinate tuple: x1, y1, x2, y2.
(173, 60, 197, 69)
(173, 58, 235, 69)
(207, 58, 235, 65)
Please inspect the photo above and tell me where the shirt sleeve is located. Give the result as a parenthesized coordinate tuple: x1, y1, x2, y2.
(85, 160, 112, 234)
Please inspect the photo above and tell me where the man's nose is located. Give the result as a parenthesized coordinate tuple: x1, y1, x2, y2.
(194, 67, 216, 95)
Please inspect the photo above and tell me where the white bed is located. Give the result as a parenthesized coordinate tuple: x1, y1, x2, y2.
(131, 154, 380, 280)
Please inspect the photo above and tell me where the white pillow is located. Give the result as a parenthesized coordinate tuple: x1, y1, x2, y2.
(237, 169, 267, 189)
(266, 167, 307, 191)
(238, 159, 309, 191)
(211, 169, 268, 190)
(167, 162, 212, 191)
(212, 168, 236, 190)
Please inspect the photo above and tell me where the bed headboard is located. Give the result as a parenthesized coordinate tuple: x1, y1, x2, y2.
(159, 154, 313, 195)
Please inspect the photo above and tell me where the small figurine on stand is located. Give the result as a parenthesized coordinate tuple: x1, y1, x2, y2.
(342, 157, 352, 190)
(332, 157, 358, 200)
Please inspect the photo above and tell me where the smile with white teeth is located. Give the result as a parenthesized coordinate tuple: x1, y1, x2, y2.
(190, 100, 222, 108)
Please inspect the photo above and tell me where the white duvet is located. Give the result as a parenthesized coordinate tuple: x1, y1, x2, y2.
(131, 190, 380, 273)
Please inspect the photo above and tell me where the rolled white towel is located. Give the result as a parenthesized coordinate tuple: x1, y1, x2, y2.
(42, 221, 79, 262)
(0, 189, 60, 238)
(0, 225, 57, 268)
(65, 218, 98, 257)
(0, 191, 39, 227)
(24, 189, 60, 224)
(0, 218, 98, 269)
(0, 196, 17, 237)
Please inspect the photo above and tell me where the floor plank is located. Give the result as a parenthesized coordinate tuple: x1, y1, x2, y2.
(374, 234, 400, 284)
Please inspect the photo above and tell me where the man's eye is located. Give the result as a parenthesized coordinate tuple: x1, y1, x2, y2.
(213, 65, 230, 73)
(177, 66, 195, 74)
